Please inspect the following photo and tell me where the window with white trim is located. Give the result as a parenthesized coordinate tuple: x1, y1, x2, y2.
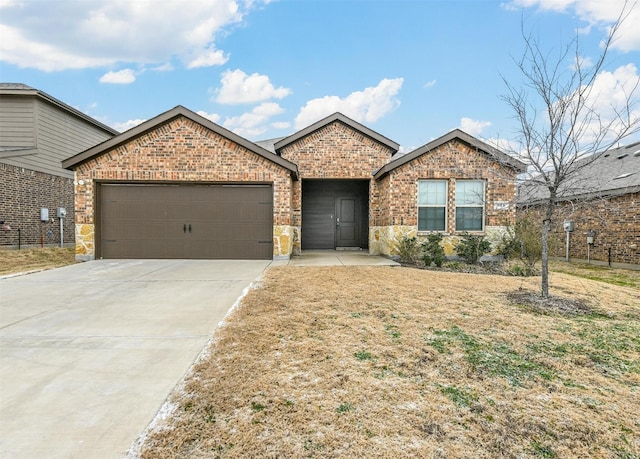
(455, 180, 485, 231)
(417, 180, 447, 231)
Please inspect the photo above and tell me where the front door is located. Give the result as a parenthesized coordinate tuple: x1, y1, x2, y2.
(335, 197, 359, 247)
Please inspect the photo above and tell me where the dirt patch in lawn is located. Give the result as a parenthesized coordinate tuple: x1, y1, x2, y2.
(0, 247, 76, 276)
(137, 267, 640, 459)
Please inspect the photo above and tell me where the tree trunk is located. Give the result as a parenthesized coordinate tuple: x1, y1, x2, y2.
(541, 218, 549, 298)
(540, 198, 554, 298)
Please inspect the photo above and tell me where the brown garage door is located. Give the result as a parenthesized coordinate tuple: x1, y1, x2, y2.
(99, 183, 273, 259)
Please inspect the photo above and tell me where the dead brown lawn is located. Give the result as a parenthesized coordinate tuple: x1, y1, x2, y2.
(0, 247, 76, 275)
(138, 266, 640, 459)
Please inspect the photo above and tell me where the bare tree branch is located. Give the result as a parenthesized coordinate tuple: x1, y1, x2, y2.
(500, 0, 640, 297)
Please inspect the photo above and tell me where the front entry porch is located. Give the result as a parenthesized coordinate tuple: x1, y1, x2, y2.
(301, 179, 369, 250)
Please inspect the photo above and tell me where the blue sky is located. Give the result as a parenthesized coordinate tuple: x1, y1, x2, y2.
(1, 0, 639, 153)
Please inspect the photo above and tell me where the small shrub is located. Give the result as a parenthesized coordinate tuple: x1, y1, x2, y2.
(422, 233, 445, 267)
(455, 232, 491, 264)
(396, 235, 420, 263)
(445, 261, 463, 270)
(508, 263, 537, 277)
(497, 214, 548, 273)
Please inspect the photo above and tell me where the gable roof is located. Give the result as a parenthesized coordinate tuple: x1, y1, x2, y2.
(62, 105, 299, 179)
(273, 112, 399, 155)
(374, 128, 526, 179)
(518, 141, 640, 205)
(0, 83, 119, 136)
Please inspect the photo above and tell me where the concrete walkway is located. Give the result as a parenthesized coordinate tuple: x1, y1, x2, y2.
(286, 250, 399, 267)
(0, 259, 270, 459)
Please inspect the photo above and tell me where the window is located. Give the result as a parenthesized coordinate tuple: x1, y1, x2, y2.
(418, 180, 447, 231)
(455, 180, 485, 231)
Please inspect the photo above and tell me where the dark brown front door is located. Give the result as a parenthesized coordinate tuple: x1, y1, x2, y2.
(335, 197, 360, 247)
(99, 183, 273, 259)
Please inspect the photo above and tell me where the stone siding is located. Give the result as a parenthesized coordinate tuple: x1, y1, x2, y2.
(1, 163, 75, 248)
(374, 139, 519, 256)
(370, 225, 508, 257)
(73, 116, 293, 260)
(521, 191, 639, 267)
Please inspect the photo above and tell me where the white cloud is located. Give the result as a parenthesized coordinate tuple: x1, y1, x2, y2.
(577, 63, 640, 144)
(507, 0, 640, 51)
(196, 111, 222, 123)
(152, 62, 175, 72)
(223, 102, 285, 137)
(0, 0, 266, 71)
(186, 46, 228, 69)
(424, 79, 437, 88)
(398, 145, 418, 155)
(215, 69, 291, 104)
(271, 121, 291, 130)
(0, 24, 112, 71)
(294, 78, 404, 130)
(459, 117, 492, 136)
(485, 136, 523, 155)
(113, 118, 146, 132)
(570, 55, 594, 71)
(99, 68, 136, 84)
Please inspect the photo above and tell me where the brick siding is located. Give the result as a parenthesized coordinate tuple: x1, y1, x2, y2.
(73, 116, 293, 258)
(1, 163, 75, 248)
(278, 120, 395, 241)
(70, 114, 522, 259)
(521, 191, 640, 266)
(382, 140, 519, 231)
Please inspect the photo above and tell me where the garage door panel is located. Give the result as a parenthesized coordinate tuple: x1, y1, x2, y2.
(99, 184, 273, 259)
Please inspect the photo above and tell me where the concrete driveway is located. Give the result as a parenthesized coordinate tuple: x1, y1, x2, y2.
(0, 259, 271, 459)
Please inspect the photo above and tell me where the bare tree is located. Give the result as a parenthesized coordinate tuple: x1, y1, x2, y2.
(502, 3, 640, 298)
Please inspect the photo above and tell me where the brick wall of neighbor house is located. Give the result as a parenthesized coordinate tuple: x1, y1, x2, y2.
(370, 139, 520, 256)
(0, 163, 75, 248)
(72, 116, 293, 260)
(278, 120, 395, 253)
(522, 191, 640, 267)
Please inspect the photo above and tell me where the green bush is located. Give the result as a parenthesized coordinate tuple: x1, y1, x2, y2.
(422, 233, 445, 267)
(497, 214, 542, 274)
(396, 235, 420, 263)
(508, 264, 536, 276)
(455, 232, 491, 264)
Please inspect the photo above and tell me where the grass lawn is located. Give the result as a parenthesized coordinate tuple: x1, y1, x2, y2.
(0, 247, 76, 276)
(549, 260, 640, 289)
(136, 266, 640, 458)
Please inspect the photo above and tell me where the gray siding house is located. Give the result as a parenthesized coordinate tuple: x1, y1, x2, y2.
(1, 83, 118, 248)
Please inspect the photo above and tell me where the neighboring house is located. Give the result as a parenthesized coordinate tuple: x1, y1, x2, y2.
(0, 83, 118, 248)
(62, 106, 525, 261)
(518, 142, 640, 268)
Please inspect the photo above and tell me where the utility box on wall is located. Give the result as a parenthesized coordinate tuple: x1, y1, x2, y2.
(57, 207, 67, 218)
(40, 208, 49, 222)
(563, 220, 574, 232)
